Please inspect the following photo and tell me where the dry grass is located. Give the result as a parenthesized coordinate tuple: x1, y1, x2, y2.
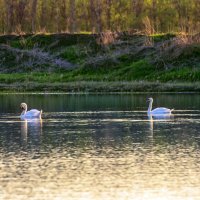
(157, 33, 200, 59)
(148, 33, 200, 69)
(0, 44, 74, 72)
(96, 31, 119, 45)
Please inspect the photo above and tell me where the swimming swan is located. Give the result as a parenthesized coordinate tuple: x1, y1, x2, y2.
(20, 103, 42, 120)
(147, 98, 174, 115)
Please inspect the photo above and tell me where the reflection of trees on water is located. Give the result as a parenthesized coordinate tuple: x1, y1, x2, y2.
(4, 93, 200, 114)
(21, 119, 43, 147)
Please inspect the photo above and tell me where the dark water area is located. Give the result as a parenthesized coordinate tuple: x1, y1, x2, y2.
(0, 93, 200, 200)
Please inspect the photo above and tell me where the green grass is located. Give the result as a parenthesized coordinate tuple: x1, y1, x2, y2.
(0, 60, 200, 85)
(152, 67, 200, 82)
(59, 45, 90, 63)
(110, 60, 156, 80)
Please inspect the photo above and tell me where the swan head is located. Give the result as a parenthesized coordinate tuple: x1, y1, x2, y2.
(147, 97, 153, 102)
(20, 103, 27, 112)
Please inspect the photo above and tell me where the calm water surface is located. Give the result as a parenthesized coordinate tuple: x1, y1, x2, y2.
(0, 93, 200, 200)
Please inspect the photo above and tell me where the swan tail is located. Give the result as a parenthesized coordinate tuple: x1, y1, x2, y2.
(170, 109, 174, 113)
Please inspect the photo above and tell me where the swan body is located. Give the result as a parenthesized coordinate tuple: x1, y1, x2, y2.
(20, 103, 42, 120)
(147, 98, 173, 115)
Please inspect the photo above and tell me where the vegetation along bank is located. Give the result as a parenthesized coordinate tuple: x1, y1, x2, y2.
(0, 32, 200, 92)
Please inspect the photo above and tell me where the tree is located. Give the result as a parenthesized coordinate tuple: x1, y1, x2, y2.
(132, 0, 144, 29)
(105, 0, 112, 30)
(31, 0, 38, 33)
(4, 0, 15, 33)
(0, 0, 199, 34)
(89, 0, 96, 32)
(95, 0, 103, 32)
(151, 0, 157, 33)
(16, 0, 28, 33)
(69, 0, 76, 33)
(59, 0, 68, 32)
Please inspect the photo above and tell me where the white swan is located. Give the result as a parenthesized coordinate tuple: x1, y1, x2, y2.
(20, 103, 42, 120)
(147, 98, 174, 115)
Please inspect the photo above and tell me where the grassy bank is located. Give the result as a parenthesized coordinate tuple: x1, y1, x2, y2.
(0, 32, 199, 92)
(1, 81, 200, 93)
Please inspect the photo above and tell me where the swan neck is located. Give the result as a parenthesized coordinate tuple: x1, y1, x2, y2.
(148, 100, 153, 113)
(21, 107, 27, 116)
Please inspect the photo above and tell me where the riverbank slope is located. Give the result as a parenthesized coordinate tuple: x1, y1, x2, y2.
(0, 32, 199, 92)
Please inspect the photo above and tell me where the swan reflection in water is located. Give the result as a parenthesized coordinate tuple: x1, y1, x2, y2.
(148, 114, 174, 137)
(21, 119, 43, 144)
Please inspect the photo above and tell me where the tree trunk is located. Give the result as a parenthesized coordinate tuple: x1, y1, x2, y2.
(106, 0, 112, 30)
(95, 0, 103, 33)
(40, 1, 47, 31)
(4, 0, 15, 33)
(59, 0, 67, 32)
(16, 0, 28, 32)
(90, 0, 96, 33)
(69, 0, 76, 33)
(151, 0, 157, 33)
(132, 0, 144, 18)
(31, 0, 37, 33)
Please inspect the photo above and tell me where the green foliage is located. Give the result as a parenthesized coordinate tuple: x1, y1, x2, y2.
(59, 45, 89, 63)
(153, 68, 200, 82)
(60, 46, 80, 63)
(10, 37, 35, 49)
(110, 60, 155, 81)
